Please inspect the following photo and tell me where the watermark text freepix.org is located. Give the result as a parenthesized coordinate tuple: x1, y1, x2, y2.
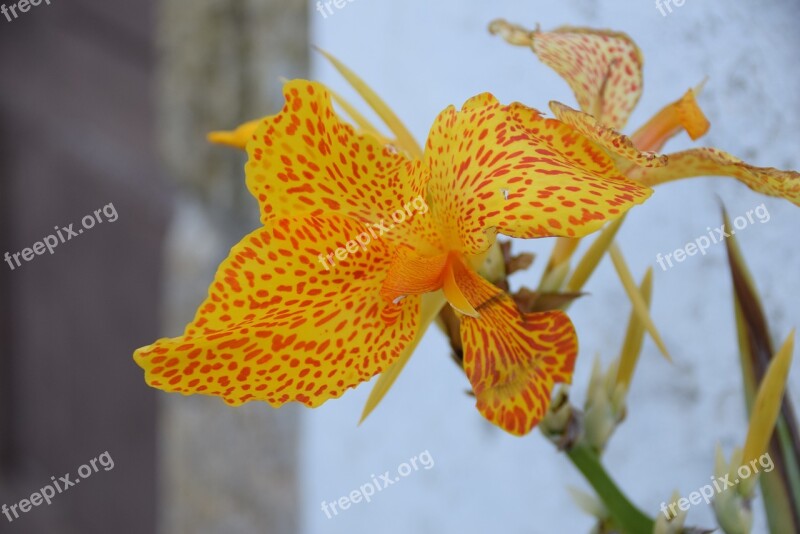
(315, 0, 356, 19)
(321, 450, 434, 519)
(2, 451, 115, 524)
(4, 202, 118, 271)
(655, 0, 689, 17)
(1, 0, 52, 23)
(656, 203, 769, 272)
(660, 452, 773, 519)
(317, 195, 428, 271)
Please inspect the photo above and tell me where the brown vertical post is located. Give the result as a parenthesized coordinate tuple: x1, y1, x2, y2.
(155, 1, 309, 532)
(0, 2, 164, 532)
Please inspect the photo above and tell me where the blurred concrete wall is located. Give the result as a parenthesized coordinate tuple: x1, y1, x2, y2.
(0, 2, 164, 532)
(156, 1, 308, 533)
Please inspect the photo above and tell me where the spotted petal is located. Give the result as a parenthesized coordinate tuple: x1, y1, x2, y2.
(549, 101, 668, 171)
(244, 80, 441, 253)
(424, 93, 653, 254)
(134, 214, 419, 407)
(451, 256, 578, 436)
(628, 148, 800, 206)
(533, 27, 644, 130)
(490, 21, 643, 130)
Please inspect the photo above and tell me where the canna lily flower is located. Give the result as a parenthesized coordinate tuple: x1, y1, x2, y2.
(134, 78, 653, 436)
(489, 21, 800, 206)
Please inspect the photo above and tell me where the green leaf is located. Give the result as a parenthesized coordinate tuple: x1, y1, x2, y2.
(616, 268, 654, 390)
(565, 215, 625, 293)
(724, 208, 800, 533)
(609, 243, 671, 362)
(539, 237, 580, 291)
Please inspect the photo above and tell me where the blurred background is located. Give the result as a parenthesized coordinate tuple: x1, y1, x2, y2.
(0, 1, 798, 533)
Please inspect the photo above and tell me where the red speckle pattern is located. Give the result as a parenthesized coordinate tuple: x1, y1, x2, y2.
(424, 93, 652, 254)
(134, 80, 656, 434)
(452, 256, 577, 436)
(629, 147, 800, 205)
(549, 101, 668, 170)
(134, 215, 419, 407)
(532, 27, 644, 130)
(246, 80, 443, 255)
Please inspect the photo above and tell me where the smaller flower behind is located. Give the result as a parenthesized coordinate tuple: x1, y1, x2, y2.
(490, 20, 800, 206)
(135, 78, 653, 436)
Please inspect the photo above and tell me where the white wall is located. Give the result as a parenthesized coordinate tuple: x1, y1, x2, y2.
(303, 1, 800, 532)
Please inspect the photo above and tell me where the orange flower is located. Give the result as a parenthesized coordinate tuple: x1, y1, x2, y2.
(134, 79, 652, 436)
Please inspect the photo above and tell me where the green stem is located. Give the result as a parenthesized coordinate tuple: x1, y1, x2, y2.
(566, 442, 655, 534)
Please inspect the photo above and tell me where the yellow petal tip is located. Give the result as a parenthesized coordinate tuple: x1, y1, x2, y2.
(207, 130, 240, 147)
(207, 118, 261, 151)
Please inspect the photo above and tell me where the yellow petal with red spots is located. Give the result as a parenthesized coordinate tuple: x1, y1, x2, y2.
(451, 256, 578, 436)
(490, 21, 643, 130)
(628, 148, 800, 206)
(630, 87, 710, 152)
(549, 101, 668, 171)
(134, 214, 419, 407)
(206, 90, 396, 153)
(424, 93, 653, 254)
(377, 197, 446, 258)
(244, 80, 439, 251)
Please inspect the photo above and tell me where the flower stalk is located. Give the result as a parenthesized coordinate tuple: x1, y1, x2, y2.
(540, 390, 654, 533)
(566, 441, 655, 533)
